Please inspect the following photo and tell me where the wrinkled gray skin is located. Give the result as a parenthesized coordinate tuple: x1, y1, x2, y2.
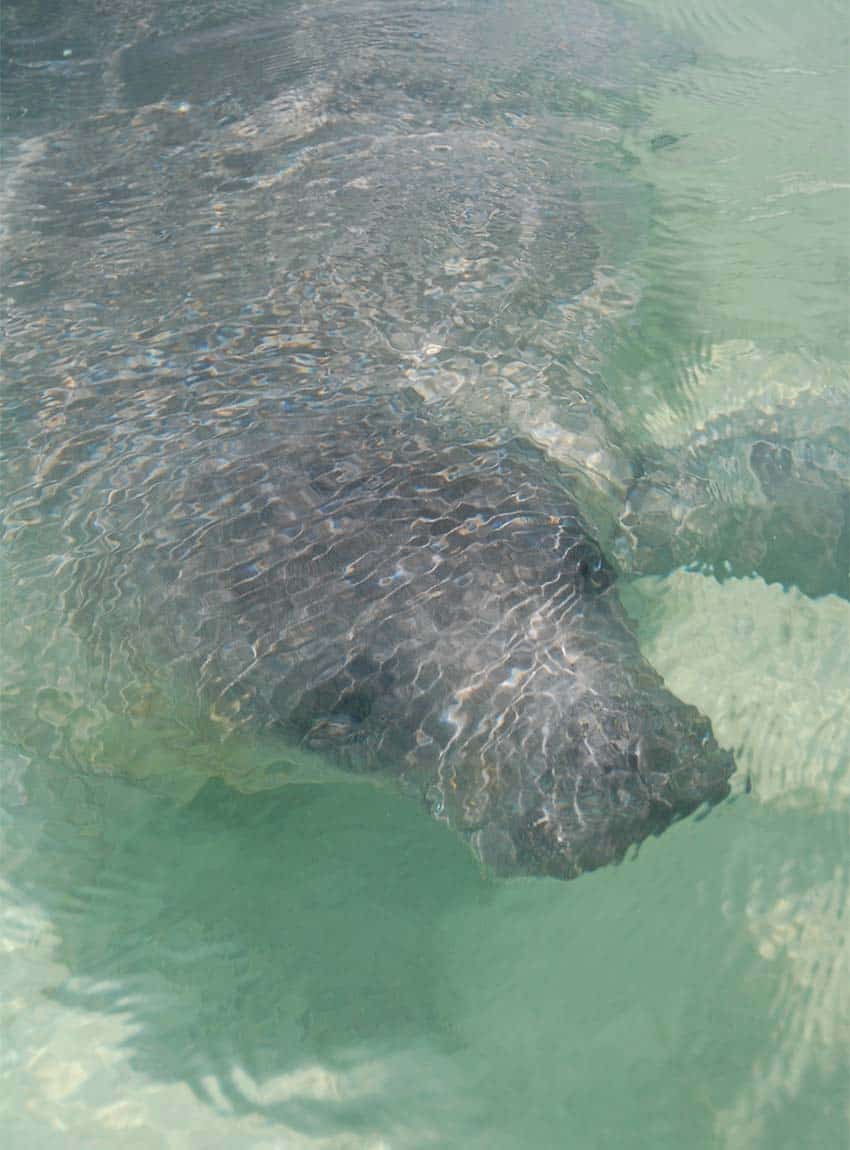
(51, 385, 732, 880)
(1, 0, 734, 879)
(616, 386, 850, 600)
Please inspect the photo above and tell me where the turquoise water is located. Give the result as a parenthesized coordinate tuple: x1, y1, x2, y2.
(2, 2, 849, 1146)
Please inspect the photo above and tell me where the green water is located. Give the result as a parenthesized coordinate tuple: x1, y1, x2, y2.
(2, 1, 849, 1146)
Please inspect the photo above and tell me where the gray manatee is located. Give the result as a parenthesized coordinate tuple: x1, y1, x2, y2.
(39, 381, 732, 880)
(0, 0, 735, 880)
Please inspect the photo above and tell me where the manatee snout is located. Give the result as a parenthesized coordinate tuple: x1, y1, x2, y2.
(475, 681, 733, 881)
(632, 703, 733, 814)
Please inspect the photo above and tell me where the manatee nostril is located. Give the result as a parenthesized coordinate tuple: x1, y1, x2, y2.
(634, 736, 678, 778)
(336, 689, 374, 724)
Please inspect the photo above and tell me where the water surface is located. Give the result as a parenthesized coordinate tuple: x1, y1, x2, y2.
(2, 1, 848, 1146)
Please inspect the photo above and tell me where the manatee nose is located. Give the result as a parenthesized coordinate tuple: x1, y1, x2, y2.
(633, 727, 732, 808)
(630, 734, 676, 781)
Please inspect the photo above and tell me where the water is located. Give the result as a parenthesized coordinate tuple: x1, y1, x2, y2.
(1, 1, 848, 1145)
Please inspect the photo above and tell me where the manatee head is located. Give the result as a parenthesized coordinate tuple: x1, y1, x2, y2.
(420, 538, 736, 881)
(467, 671, 734, 880)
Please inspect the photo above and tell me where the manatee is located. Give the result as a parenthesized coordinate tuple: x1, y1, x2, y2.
(0, 380, 736, 880)
(1, 0, 735, 880)
(11, 378, 728, 880)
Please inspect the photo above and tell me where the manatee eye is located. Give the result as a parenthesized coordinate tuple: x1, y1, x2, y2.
(574, 543, 614, 594)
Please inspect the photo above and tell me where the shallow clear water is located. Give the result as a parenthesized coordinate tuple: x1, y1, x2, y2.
(1, 1, 848, 1146)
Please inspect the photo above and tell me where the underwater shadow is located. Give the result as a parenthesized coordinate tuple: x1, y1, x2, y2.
(8, 762, 485, 1129)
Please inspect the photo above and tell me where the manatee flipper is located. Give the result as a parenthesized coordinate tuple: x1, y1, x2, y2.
(615, 385, 850, 600)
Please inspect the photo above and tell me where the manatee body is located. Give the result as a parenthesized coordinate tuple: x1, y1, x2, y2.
(60, 381, 731, 880)
(1, 2, 734, 879)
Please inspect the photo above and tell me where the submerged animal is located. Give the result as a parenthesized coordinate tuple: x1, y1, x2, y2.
(0, 0, 737, 881)
(34, 381, 731, 880)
